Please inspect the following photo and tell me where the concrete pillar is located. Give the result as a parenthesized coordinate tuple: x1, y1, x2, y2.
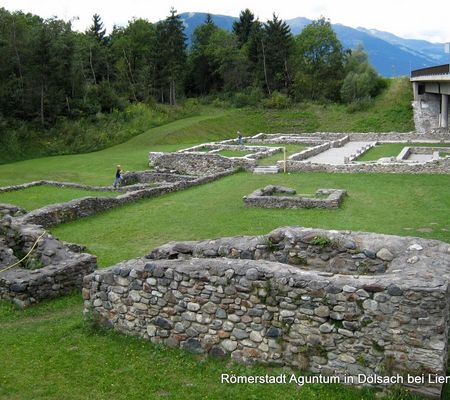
(441, 94, 449, 129)
(412, 82, 420, 100)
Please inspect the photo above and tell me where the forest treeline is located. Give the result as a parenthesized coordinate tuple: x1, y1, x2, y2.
(0, 7, 386, 125)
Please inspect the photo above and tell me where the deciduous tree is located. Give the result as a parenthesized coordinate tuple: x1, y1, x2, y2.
(293, 17, 345, 101)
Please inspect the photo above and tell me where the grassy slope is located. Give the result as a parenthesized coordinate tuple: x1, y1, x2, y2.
(0, 114, 226, 186)
(0, 103, 203, 164)
(261, 78, 414, 133)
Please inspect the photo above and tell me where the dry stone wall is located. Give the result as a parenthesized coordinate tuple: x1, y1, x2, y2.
(243, 186, 346, 209)
(149, 152, 255, 175)
(246, 133, 343, 145)
(0, 203, 26, 218)
(283, 156, 450, 174)
(84, 227, 450, 399)
(0, 216, 96, 307)
(248, 132, 450, 143)
(180, 143, 282, 160)
(15, 169, 235, 228)
(0, 180, 133, 193)
(120, 171, 196, 186)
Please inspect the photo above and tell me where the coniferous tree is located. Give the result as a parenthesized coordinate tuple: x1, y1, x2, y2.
(260, 14, 294, 94)
(110, 19, 157, 101)
(86, 13, 110, 85)
(186, 14, 220, 95)
(232, 9, 255, 47)
(246, 20, 264, 86)
(155, 8, 186, 105)
(89, 13, 107, 44)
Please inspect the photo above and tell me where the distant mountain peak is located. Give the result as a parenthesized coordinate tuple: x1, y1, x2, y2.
(179, 12, 447, 77)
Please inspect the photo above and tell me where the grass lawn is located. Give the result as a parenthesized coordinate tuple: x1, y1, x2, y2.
(358, 143, 450, 161)
(48, 172, 450, 268)
(0, 186, 118, 211)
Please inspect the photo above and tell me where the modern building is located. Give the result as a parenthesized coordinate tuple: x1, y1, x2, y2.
(411, 64, 450, 132)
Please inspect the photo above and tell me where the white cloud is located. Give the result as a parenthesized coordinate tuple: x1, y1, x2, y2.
(1, 0, 450, 43)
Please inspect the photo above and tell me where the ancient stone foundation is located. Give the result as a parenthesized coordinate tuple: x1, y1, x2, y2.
(149, 151, 256, 175)
(13, 169, 235, 228)
(0, 215, 96, 307)
(83, 227, 450, 398)
(283, 156, 450, 174)
(243, 185, 346, 209)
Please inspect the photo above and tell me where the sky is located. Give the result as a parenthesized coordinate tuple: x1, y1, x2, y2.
(1, 0, 450, 43)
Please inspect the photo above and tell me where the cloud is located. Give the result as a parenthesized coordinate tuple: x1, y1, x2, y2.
(1, 0, 450, 42)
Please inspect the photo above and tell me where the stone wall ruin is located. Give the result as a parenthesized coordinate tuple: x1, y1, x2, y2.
(283, 156, 450, 174)
(83, 227, 450, 398)
(243, 185, 346, 209)
(149, 151, 257, 175)
(11, 169, 235, 228)
(0, 215, 96, 307)
(156, 132, 450, 175)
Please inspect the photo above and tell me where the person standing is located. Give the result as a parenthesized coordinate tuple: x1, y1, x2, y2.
(113, 165, 123, 188)
(237, 131, 243, 145)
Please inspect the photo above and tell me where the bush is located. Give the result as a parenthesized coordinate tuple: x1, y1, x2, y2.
(232, 87, 264, 108)
(346, 97, 373, 113)
(182, 97, 200, 109)
(211, 98, 229, 108)
(262, 91, 291, 109)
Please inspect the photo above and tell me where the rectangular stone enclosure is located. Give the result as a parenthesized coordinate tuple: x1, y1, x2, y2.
(83, 227, 450, 398)
(1, 217, 96, 307)
(243, 185, 346, 209)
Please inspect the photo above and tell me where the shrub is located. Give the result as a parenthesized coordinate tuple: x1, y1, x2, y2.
(311, 235, 331, 247)
(346, 97, 373, 113)
(232, 87, 264, 108)
(262, 91, 291, 109)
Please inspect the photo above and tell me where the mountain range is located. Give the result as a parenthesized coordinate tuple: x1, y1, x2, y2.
(179, 12, 448, 77)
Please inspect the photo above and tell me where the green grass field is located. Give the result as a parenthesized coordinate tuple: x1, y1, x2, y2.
(47, 172, 450, 267)
(0, 186, 118, 211)
(0, 77, 447, 400)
